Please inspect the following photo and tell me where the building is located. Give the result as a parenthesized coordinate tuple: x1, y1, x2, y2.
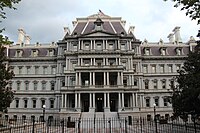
(5, 12, 197, 120)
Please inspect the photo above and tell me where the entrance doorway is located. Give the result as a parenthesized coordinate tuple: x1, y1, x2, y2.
(96, 93, 104, 112)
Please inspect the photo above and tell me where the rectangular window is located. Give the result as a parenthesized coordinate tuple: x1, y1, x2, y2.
(108, 44, 113, 50)
(153, 80, 157, 89)
(151, 65, 156, 73)
(73, 44, 77, 51)
(35, 66, 39, 74)
(51, 83, 55, 90)
(34, 82, 37, 90)
(42, 82, 46, 90)
(32, 50, 38, 57)
(49, 49, 54, 56)
(123, 79, 127, 87)
(168, 65, 173, 73)
(176, 64, 181, 72)
(143, 65, 147, 73)
(163, 98, 168, 107)
(154, 98, 159, 107)
(19, 67, 22, 74)
(25, 82, 29, 90)
(16, 50, 21, 57)
(50, 100, 54, 108)
(144, 81, 149, 89)
(96, 43, 102, 50)
(161, 80, 166, 89)
(146, 99, 150, 107)
(161, 49, 166, 55)
(26, 67, 30, 74)
(24, 100, 28, 108)
(41, 100, 45, 108)
(121, 44, 125, 50)
(43, 67, 48, 74)
(170, 80, 175, 89)
(17, 82, 20, 90)
(51, 67, 56, 74)
(16, 100, 19, 108)
(85, 43, 89, 50)
(145, 49, 150, 55)
(160, 65, 164, 73)
(32, 100, 36, 108)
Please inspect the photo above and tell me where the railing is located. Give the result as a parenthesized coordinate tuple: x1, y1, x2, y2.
(0, 117, 200, 133)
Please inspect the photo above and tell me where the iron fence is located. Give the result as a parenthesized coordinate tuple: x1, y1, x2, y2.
(0, 116, 200, 133)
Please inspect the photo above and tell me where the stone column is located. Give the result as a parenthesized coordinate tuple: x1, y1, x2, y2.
(117, 72, 120, 85)
(135, 93, 138, 107)
(65, 93, 67, 108)
(132, 93, 135, 108)
(93, 72, 95, 86)
(90, 40, 93, 50)
(78, 93, 81, 108)
(90, 72, 92, 86)
(79, 72, 81, 86)
(122, 93, 124, 108)
(75, 93, 77, 109)
(121, 72, 123, 85)
(107, 93, 110, 108)
(104, 93, 107, 108)
(118, 93, 121, 111)
(104, 72, 106, 86)
(76, 73, 78, 86)
(103, 58, 106, 65)
(61, 94, 64, 108)
(107, 72, 110, 86)
(93, 93, 95, 108)
(89, 93, 92, 108)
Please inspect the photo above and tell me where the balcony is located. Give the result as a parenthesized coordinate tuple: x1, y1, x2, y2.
(74, 65, 124, 70)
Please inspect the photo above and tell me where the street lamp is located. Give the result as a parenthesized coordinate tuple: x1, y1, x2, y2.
(42, 104, 46, 122)
(153, 103, 158, 133)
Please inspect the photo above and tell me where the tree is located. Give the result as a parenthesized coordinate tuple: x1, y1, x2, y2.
(171, 34, 200, 119)
(164, 0, 200, 24)
(0, 0, 21, 112)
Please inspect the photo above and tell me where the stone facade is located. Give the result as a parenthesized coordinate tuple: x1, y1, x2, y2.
(5, 12, 197, 120)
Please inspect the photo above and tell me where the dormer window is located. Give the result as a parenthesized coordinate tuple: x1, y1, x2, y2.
(160, 48, 167, 55)
(15, 50, 23, 57)
(144, 48, 150, 55)
(48, 49, 55, 56)
(176, 48, 182, 55)
(32, 49, 38, 57)
(121, 44, 125, 50)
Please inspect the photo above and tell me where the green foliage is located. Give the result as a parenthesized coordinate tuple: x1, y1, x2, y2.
(172, 40, 200, 118)
(0, 0, 20, 112)
(0, 45, 14, 112)
(164, 0, 200, 24)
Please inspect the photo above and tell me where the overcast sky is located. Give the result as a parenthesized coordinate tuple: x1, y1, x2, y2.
(1, 0, 199, 44)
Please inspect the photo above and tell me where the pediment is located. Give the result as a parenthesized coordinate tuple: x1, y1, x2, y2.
(81, 31, 116, 37)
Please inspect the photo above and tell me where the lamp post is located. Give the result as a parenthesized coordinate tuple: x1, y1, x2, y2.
(153, 103, 158, 133)
(42, 104, 46, 122)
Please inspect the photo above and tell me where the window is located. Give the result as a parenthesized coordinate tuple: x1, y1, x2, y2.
(163, 98, 168, 107)
(176, 64, 181, 72)
(42, 82, 46, 90)
(16, 99, 19, 108)
(51, 67, 56, 74)
(24, 99, 28, 108)
(145, 48, 150, 55)
(161, 80, 166, 89)
(25, 82, 29, 90)
(144, 80, 149, 89)
(134, 79, 138, 86)
(43, 66, 48, 74)
(35, 66, 39, 74)
(133, 64, 136, 72)
(121, 44, 125, 50)
(32, 50, 38, 57)
(151, 65, 156, 73)
(161, 48, 166, 55)
(85, 43, 89, 50)
(123, 79, 127, 87)
(153, 80, 157, 89)
(17, 82, 20, 90)
(26, 66, 30, 74)
(33, 82, 37, 90)
(50, 100, 54, 108)
(108, 43, 113, 50)
(16, 50, 22, 57)
(122, 62, 126, 70)
(62, 80, 65, 86)
(41, 100, 45, 108)
(145, 98, 150, 107)
(49, 49, 54, 56)
(143, 65, 147, 73)
(160, 65, 164, 73)
(73, 44, 77, 51)
(168, 65, 173, 73)
(170, 80, 175, 89)
(32, 100, 36, 108)
(96, 43, 102, 50)
(51, 82, 55, 90)
(154, 98, 159, 107)
(19, 66, 22, 74)
(176, 48, 182, 55)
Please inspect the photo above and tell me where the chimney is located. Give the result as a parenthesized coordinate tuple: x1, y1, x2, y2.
(17, 28, 26, 45)
(128, 26, 135, 34)
(167, 33, 174, 43)
(173, 26, 182, 43)
(24, 35, 31, 44)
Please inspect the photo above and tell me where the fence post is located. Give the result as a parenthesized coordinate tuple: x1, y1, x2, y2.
(108, 119, 111, 133)
(78, 119, 81, 133)
(125, 118, 127, 133)
(61, 119, 64, 133)
(193, 117, 197, 133)
(140, 117, 142, 133)
(32, 118, 35, 133)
